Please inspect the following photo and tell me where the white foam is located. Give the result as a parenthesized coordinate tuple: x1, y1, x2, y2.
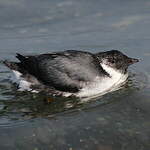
(11, 70, 22, 83)
(11, 70, 34, 92)
(18, 80, 32, 91)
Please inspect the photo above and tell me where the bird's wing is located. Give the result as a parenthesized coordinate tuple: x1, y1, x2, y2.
(16, 50, 106, 92)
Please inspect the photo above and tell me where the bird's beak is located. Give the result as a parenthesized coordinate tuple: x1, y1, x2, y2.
(128, 57, 139, 65)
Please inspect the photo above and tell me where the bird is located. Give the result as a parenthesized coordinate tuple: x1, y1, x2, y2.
(3, 50, 139, 98)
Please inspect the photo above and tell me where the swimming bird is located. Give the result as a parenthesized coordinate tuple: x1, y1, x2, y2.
(3, 50, 139, 97)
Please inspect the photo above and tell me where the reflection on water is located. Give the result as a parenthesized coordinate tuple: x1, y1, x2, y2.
(0, 0, 150, 149)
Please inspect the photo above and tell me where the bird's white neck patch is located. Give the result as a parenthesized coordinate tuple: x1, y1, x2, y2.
(101, 63, 122, 78)
(77, 63, 128, 98)
(101, 63, 128, 87)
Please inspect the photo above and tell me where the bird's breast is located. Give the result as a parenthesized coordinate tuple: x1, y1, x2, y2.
(76, 65, 128, 98)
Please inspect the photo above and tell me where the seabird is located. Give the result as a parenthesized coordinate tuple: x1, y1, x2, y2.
(3, 50, 139, 97)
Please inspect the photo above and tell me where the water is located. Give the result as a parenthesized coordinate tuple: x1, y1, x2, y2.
(0, 0, 150, 149)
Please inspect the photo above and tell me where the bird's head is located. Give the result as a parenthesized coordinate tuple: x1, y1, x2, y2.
(96, 50, 139, 74)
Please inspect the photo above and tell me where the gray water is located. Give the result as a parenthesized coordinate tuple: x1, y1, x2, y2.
(0, 0, 150, 150)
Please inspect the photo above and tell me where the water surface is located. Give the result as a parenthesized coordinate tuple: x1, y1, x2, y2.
(0, 0, 150, 149)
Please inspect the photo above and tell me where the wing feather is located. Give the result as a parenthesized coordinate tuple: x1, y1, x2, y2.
(15, 50, 106, 92)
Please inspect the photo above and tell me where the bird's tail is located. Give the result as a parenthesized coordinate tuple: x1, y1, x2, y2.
(3, 60, 19, 71)
(3, 53, 27, 72)
(16, 53, 26, 62)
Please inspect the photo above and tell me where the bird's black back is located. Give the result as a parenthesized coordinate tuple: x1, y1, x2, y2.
(16, 50, 108, 92)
